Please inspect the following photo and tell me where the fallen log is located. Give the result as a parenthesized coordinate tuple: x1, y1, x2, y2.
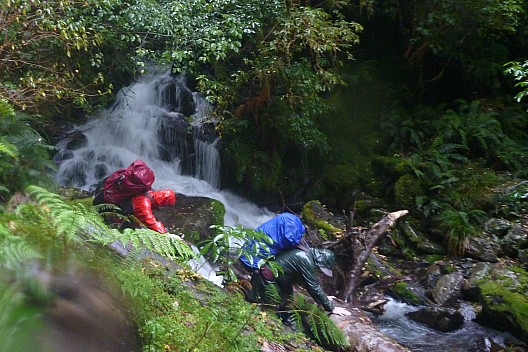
(332, 307, 411, 352)
(341, 210, 409, 302)
(327, 210, 411, 352)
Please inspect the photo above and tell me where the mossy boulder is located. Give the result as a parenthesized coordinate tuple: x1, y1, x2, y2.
(301, 200, 344, 240)
(474, 265, 528, 343)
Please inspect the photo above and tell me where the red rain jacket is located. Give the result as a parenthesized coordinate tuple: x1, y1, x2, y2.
(131, 189, 176, 233)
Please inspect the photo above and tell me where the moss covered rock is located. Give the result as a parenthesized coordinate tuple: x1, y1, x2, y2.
(301, 200, 344, 240)
(475, 265, 528, 343)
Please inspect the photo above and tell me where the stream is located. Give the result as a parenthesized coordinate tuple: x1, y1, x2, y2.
(370, 298, 513, 351)
(54, 69, 511, 351)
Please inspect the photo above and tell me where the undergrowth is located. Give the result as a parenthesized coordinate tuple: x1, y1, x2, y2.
(0, 186, 320, 351)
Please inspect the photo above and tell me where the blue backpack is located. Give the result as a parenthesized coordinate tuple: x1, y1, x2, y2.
(240, 212, 305, 269)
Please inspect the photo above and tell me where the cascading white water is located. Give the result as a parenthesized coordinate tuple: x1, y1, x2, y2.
(55, 69, 273, 229)
(372, 298, 508, 351)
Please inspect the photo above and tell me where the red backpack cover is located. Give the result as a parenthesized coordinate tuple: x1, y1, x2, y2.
(103, 160, 155, 205)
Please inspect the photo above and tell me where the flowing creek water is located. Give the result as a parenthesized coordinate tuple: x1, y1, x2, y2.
(54, 70, 512, 351)
(370, 298, 510, 351)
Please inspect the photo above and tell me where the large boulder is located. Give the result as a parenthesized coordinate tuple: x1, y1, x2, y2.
(430, 272, 466, 306)
(152, 193, 225, 244)
(474, 264, 528, 344)
(405, 306, 464, 332)
(465, 233, 500, 262)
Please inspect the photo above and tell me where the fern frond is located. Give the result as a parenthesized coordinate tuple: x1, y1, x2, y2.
(25, 185, 116, 248)
(263, 283, 282, 305)
(114, 229, 195, 261)
(0, 139, 17, 159)
(290, 294, 350, 348)
(0, 224, 41, 270)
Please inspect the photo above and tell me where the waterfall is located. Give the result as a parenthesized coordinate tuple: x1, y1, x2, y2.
(55, 69, 274, 285)
(55, 69, 274, 229)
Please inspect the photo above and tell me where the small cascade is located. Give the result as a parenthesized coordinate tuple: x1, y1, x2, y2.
(54, 69, 274, 284)
(371, 298, 509, 351)
(459, 301, 477, 321)
(55, 69, 273, 229)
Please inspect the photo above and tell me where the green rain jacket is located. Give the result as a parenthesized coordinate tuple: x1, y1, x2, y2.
(273, 248, 335, 312)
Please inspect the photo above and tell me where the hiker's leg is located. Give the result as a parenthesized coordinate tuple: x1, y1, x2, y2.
(276, 285, 296, 327)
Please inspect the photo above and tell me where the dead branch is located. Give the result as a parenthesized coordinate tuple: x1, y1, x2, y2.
(342, 210, 408, 303)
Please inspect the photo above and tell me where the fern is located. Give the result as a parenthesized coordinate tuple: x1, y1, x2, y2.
(0, 105, 56, 194)
(118, 228, 195, 261)
(24, 186, 195, 263)
(435, 205, 487, 256)
(26, 185, 112, 246)
(290, 294, 350, 349)
(0, 224, 41, 270)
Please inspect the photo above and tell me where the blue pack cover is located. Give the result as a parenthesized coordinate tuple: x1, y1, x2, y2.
(240, 212, 305, 269)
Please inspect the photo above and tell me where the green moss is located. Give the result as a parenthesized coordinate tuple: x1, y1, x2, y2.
(210, 198, 226, 227)
(390, 282, 421, 305)
(423, 254, 444, 264)
(354, 199, 369, 214)
(301, 200, 341, 239)
(394, 174, 423, 208)
(478, 280, 528, 334)
(444, 265, 456, 274)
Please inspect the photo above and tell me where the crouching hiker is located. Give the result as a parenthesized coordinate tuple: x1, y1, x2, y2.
(243, 247, 351, 325)
(238, 213, 350, 324)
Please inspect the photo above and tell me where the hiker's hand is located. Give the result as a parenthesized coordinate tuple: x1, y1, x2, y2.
(328, 295, 339, 302)
(331, 306, 351, 316)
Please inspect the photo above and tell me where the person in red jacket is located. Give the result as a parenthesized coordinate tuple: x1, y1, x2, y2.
(130, 189, 176, 233)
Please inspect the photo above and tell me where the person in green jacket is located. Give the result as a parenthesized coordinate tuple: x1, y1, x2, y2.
(245, 247, 350, 321)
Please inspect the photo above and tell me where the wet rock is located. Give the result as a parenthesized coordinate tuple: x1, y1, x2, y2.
(152, 194, 225, 243)
(519, 249, 528, 270)
(416, 264, 443, 289)
(400, 222, 445, 255)
(416, 238, 445, 255)
(485, 218, 512, 237)
(431, 272, 465, 306)
(500, 223, 528, 258)
(471, 336, 510, 352)
(406, 306, 464, 332)
(474, 265, 528, 344)
(465, 233, 500, 262)
(464, 262, 493, 301)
